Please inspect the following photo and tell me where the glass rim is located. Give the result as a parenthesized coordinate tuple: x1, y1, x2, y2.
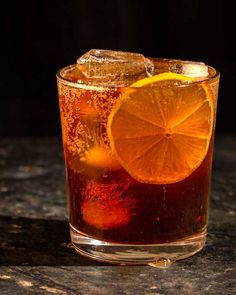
(56, 58, 220, 90)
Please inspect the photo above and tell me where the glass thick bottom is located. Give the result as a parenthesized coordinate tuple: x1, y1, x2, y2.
(70, 225, 206, 268)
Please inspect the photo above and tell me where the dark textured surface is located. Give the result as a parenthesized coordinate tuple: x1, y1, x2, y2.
(0, 136, 235, 294)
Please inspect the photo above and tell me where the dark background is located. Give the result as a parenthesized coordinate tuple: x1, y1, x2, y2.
(1, 0, 235, 137)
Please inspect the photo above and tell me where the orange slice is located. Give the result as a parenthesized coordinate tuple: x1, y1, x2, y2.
(107, 73, 214, 184)
(81, 180, 136, 230)
(84, 146, 121, 170)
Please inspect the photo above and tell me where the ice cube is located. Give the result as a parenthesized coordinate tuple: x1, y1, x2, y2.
(182, 62, 208, 78)
(170, 61, 208, 79)
(77, 49, 154, 86)
(167, 60, 209, 80)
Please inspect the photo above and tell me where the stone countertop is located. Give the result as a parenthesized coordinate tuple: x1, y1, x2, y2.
(0, 136, 235, 295)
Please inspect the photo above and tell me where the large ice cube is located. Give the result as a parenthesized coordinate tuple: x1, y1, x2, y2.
(77, 49, 154, 86)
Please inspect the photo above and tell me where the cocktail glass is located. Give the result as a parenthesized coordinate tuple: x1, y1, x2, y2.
(56, 50, 220, 267)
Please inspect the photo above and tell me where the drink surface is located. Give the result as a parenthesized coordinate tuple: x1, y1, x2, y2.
(57, 52, 219, 244)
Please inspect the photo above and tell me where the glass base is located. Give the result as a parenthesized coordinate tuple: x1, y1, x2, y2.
(70, 225, 206, 268)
